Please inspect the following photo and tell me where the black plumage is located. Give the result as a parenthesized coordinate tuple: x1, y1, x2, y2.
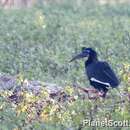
(70, 47, 119, 97)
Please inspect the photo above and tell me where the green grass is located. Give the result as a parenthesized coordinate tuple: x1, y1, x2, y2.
(0, 2, 130, 86)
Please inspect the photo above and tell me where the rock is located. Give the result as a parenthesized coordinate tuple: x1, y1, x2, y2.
(0, 74, 63, 95)
(0, 74, 17, 90)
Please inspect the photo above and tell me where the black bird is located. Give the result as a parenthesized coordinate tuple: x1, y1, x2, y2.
(70, 47, 119, 97)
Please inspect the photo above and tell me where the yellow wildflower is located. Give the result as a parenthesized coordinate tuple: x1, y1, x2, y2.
(65, 86, 74, 95)
(35, 10, 46, 28)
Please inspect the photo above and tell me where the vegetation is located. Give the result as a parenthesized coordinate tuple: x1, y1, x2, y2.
(0, 0, 130, 130)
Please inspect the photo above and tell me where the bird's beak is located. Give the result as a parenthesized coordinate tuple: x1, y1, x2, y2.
(69, 52, 88, 62)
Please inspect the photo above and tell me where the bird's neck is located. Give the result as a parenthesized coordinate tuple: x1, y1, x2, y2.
(85, 56, 98, 66)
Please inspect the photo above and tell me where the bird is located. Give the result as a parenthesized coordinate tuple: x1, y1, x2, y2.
(70, 47, 120, 97)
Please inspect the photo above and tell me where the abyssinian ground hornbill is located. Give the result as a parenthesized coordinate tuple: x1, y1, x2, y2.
(70, 47, 120, 98)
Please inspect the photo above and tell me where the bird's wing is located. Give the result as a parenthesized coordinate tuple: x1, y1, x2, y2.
(90, 62, 119, 87)
(90, 77, 111, 87)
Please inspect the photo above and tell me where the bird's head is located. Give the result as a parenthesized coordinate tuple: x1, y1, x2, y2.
(70, 47, 97, 62)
